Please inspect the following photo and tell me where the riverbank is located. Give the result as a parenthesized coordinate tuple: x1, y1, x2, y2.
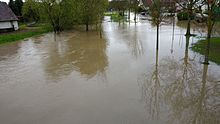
(192, 37, 220, 64)
(0, 23, 52, 45)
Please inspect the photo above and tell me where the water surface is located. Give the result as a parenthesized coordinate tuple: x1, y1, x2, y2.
(0, 17, 219, 124)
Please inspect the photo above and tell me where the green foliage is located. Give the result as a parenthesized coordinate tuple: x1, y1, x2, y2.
(22, 0, 107, 32)
(9, 0, 23, 16)
(108, 0, 128, 11)
(137, 6, 145, 13)
(177, 11, 194, 21)
(22, 0, 41, 22)
(104, 12, 124, 22)
(149, 0, 164, 26)
(177, 12, 188, 20)
(15, 0, 23, 16)
(203, 5, 220, 21)
(74, 0, 108, 31)
(8, 0, 17, 15)
(37, 0, 84, 32)
(191, 38, 220, 65)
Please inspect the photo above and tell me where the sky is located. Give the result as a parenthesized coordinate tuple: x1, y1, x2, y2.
(1, 0, 9, 3)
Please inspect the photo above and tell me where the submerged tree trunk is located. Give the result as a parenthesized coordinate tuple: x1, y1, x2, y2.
(204, 24, 212, 64)
(185, 2, 193, 36)
(86, 23, 89, 31)
(204, 38, 211, 64)
(99, 21, 102, 38)
(134, 1, 138, 23)
(204, 3, 215, 64)
(185, 13, 191, 36)
(128, 0, 131, 20)
(134, 6, 137, 23)
(156, 23, 159, 50)
(171, 16, 175, 53)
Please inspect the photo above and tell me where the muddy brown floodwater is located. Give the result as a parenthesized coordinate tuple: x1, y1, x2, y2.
(0, 17, 220, 124)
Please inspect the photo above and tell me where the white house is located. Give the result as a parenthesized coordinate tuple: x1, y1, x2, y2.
(0, 2, 19, 31)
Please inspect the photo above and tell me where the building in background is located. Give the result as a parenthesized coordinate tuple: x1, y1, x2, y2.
(0, 2, 19, 32)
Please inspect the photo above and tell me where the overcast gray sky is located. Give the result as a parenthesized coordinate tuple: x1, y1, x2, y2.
(1, 0, 9, 3)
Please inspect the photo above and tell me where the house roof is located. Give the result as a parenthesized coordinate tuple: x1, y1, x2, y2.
(0, 2, 18, 22)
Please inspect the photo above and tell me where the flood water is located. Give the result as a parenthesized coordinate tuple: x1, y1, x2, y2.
(0, 17, 220, 124)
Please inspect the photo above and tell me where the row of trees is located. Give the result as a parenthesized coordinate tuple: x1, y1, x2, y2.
(149, 0, 220, 61)
(108, 0, 142, 21)
(21, 0, 108, 32)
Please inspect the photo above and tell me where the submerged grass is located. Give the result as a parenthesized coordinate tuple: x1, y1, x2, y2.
(192, 37, 220, 64)
(0, 23, 52, 45)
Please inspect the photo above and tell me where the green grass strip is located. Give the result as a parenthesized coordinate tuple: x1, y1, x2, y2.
(192, 37, 220, 65)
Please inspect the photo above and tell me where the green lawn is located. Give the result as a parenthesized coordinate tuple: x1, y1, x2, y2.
(192, 37, 220, 64)
(0, 23, 52, 45)
(104, 12, 125, 22)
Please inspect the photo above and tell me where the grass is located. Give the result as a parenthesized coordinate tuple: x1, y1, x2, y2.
(0, 23, 52, 45)
(192, 37, 220, 65)
(104, 12, 125, 22)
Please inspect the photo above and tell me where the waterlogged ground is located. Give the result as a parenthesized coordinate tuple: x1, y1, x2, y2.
(0, 17, 220, 124)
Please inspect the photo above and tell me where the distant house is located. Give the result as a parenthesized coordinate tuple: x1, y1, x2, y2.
(141, 0, 175, 8)
(0, 2, 19, 31)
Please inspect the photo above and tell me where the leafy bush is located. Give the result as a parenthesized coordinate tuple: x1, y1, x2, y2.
(177, 12, 187, 20)
(177, 11, 194, 21)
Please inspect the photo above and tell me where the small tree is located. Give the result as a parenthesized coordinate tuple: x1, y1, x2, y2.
(149, 0, 165, 50)
(203, 0, 220, 64)
(22, 0, 41, 22)
(176, 0, 201, 36)
(132, 0, 139, 22)
(76, 0, 108, 31)
(109, 0, 128, 16)
(40, 0, 77, 33)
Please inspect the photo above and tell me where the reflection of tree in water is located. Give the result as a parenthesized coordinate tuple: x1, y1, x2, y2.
(43, 31, 108, 80)
(123, 26, 144, 59)
(139, 50, 163, 120)
(139, 36, 220, 123)
(162, 57, 219, 124)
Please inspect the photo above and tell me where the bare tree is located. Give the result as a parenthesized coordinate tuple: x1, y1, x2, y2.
(203, 0, 220, 64)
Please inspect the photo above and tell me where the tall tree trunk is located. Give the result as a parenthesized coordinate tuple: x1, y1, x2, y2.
(86, 23, 89, 31)
(156, 23, 159, 50)
(204, 3, 214, 64)
(204, 38, 211, 64)
(128, 0, 131, 20)
(185, 4, 192, 36)
(171, 16, 175, 53)
(134, 1, 137, 23)
(134, 5, 137, 23)
(99, 21, 102, 38)
(204, 22, 212, 64)
(185, 14, 191, 36)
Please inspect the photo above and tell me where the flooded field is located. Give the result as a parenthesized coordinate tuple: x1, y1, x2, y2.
(0, 17, 219, 124)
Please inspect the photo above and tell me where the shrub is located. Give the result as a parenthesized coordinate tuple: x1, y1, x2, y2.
(177, 11, 194, 21)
